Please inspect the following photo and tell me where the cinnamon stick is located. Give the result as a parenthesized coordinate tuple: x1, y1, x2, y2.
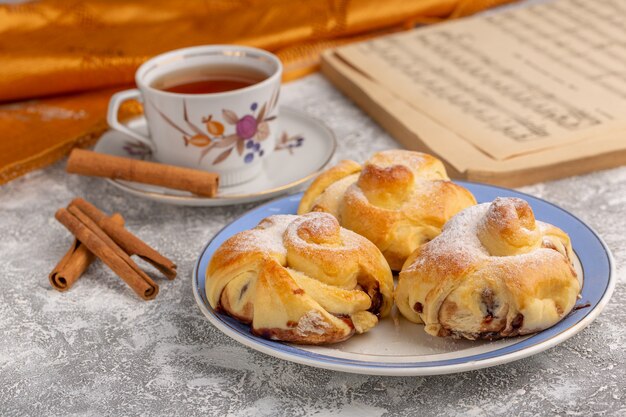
(55, 208, 158, 300)
(66, 148, 219, 197)
(69, 198, 177, 279)
(49, 213, 124, 291)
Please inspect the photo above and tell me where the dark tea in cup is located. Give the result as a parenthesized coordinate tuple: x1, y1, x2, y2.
(151, 65, 268, 94)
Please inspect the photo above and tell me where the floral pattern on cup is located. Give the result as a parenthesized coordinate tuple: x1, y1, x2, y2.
(124, 129, 305, 160)
(149, 88, 279, 165)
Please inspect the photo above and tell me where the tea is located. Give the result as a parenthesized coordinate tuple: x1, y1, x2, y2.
(151, 65, 268, 94)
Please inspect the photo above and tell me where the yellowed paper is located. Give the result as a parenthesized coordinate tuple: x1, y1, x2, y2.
(323, 50, 626, 186)
(335, 0, 626, 160)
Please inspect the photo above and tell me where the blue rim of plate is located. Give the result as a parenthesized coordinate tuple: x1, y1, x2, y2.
(192, 181, 615, 375)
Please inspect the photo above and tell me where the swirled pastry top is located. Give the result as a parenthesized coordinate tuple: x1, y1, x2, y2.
(297, 150, 476, 270)
(396, 197, 581, 340)
(206, 212, 394, 345)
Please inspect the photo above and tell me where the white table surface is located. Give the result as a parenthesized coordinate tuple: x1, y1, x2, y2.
(1, 72, 624, 416)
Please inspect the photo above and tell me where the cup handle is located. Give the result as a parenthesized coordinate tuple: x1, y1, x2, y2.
(107, 89, 155, 152)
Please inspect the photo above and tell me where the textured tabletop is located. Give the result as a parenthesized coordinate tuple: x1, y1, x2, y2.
(1, 74, 624, 416)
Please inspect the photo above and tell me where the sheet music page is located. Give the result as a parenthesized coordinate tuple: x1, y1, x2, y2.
(336, 0, 626, 160)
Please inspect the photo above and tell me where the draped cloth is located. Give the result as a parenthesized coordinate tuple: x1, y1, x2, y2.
(0, 0, 516, 185)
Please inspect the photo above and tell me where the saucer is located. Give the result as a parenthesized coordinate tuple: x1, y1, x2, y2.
(93, 107, 336, 206)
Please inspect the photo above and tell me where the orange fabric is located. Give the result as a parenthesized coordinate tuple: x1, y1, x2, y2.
(0, 0, 516, 185)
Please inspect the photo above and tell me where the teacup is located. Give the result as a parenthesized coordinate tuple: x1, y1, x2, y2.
(107, 45, 282, 186)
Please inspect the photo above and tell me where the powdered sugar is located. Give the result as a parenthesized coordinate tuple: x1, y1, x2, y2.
(283, 212, 343, 246)
(419, 203, 489, 260)
(225, 214, 297, 257)
(407, 200, 575, 276)
(296, 310, 331, 336)
(222, 213, 357, 260)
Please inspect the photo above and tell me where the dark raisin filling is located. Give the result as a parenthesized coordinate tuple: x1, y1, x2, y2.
(481, 288, 496, 320)
(357, 272, 383, 316)
(334, 314, 355, 330)
(368, 289, 382, 316)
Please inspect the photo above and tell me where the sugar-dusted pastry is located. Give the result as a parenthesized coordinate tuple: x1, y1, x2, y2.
(298, 150, 476, 270)
(396, 197, 581, 340)
(206, 212, 394, 344)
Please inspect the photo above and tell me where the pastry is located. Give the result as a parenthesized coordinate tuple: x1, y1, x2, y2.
(396, 197, 581, 340)
(206, 212, 394, 344)
(298, 150, 476, 270)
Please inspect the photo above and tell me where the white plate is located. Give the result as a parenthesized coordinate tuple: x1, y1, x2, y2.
(93, 107, 336, 206)
(192, 184, 616, 376)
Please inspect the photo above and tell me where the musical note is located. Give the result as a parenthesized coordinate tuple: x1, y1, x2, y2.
(340, 0, 626, 157)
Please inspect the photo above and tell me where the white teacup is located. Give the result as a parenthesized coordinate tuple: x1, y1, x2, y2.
(107, 45, 282, 186)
